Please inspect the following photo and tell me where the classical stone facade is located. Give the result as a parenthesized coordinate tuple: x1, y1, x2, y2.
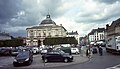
(26, 14, 67, 46)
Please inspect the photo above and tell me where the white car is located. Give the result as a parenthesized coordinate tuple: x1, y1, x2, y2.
(71, 48, 80, 54)
(32, 47, 39, 54)
(41, 49, 47, 55)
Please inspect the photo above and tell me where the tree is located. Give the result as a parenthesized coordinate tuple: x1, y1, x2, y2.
(0, 39, 24, 47)
(43, 37, 77, 45)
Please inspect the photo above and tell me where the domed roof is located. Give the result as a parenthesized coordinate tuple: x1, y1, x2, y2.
(40, 14, 56, 25)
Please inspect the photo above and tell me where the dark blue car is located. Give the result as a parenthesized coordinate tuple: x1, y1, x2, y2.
(13, 51, 33, 67)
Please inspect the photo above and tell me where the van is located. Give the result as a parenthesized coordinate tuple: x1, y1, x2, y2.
(71, 47, 80, 54)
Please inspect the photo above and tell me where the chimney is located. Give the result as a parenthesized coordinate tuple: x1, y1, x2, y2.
(106, 24, 109, 30)
(76, 31, 77, 33)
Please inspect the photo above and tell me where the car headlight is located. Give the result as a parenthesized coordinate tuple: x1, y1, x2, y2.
(69, 56, 72, 58)
(25, 58, 29, 61)
(13, 59, 17, 62)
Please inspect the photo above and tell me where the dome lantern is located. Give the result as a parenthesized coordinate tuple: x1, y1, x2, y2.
(40, 14, 56, 25)
(46, 14, 50, 18)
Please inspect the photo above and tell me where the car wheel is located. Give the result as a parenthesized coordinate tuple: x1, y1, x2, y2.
(13, 64, 18, 67)
(44, 59, 48, 63)
(28, 61, 30, 65)
(64, 58, 68, 63)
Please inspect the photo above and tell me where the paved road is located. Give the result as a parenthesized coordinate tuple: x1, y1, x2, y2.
(45, 50, 120, 69)
(0, 47, 120, 69)
(0, 54, 88, 69)
(0, 56, 14, 67)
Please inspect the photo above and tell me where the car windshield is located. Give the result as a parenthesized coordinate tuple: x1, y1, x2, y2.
(47, 50, 65, 55)
(59, 50, 65, 54)
(16, 51, 29, 58)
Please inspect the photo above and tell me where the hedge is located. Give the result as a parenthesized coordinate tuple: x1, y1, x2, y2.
(0, 39, 24, 47)
(43, 37, 77, 45)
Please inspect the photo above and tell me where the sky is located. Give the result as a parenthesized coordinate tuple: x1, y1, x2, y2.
(0, 0, 120, 37)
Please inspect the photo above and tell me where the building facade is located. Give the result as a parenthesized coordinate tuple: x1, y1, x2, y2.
(79, 35, 89, 46)
(67, 31, 80, 44)
(26, 14, 67, 46)
(106, 18, 120, 36)
(88, 28, 105, 44)
(105, 18, 120, 45)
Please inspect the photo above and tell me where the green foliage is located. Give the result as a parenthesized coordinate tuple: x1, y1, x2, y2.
(43, 37, 77, 45)
(0, 39, 24, 47)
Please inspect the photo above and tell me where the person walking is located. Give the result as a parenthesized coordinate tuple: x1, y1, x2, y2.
(86, 46, 92, 58)
(98, 46, 103, 56)
(86, 48, 90, 57)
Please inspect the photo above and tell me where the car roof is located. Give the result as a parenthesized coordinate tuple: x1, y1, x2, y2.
(47, 50, 65, 54)
(17, 51, 30, 56)
(71, 47, 78, 49)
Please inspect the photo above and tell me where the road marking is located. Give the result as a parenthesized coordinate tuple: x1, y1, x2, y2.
(106, 64, 120, 69)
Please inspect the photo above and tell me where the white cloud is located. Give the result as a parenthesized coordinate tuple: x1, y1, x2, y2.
(1, 0, 120, 37)
(17, 0, 120, 37)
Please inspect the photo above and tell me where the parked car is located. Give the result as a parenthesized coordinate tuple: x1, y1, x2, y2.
(42, 50, 73, 63)
(41, 48, 48, 55)
(58, 47, 72, 55)
(71, 47, 80, 54)
(13, 51, 33, 67)
(32, 47, 39, 54)
(11, 47, 21, 56)
(0, 47, 12, 56)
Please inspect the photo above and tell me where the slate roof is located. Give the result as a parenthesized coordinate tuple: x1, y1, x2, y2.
(89, 28, 105, 35)
(26, 25, 67, 31)
(40, 14, 56, 25)
(0, 32, 10, 36)
(89, 29, 96, 35)
(67, 31, 78, 35)
(27, 14, 67, 31)
(110, 18, 120, 27)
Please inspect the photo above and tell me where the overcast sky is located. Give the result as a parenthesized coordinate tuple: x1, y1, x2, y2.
(0, 0, 120, 37)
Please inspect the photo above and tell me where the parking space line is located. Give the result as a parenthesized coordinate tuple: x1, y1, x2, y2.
(106, 64, 120, 69)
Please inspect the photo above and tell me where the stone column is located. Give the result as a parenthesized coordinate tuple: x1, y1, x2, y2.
(34, 30, 37, 38)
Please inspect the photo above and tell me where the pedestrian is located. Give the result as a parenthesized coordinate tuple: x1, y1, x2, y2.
(92, 46, 97, 54)
(86, 46, 92, 58)
(86, 48, 90, 57)
(98, 46, 103, 56)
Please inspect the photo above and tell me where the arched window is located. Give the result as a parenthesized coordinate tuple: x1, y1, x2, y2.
(43, 32, 46, 37)
(39, 33, 41, 37)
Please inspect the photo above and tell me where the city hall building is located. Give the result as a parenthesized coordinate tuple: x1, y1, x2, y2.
(26, 14, 67, 46)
